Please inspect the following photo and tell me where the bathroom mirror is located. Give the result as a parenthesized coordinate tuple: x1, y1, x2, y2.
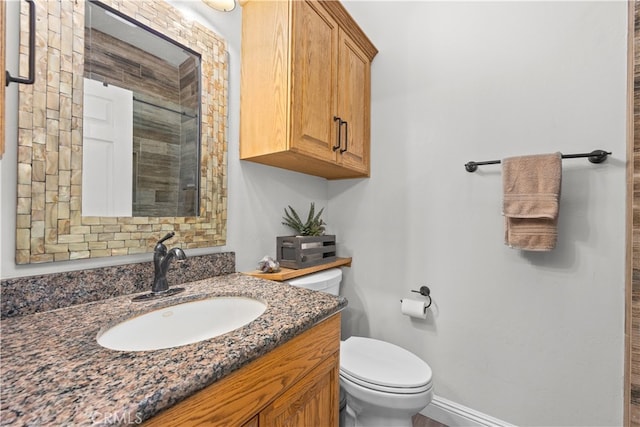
(15, 0, 228, 264)
(84, 2, 201, 218)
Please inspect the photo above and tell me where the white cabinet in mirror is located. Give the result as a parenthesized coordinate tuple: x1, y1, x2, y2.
(82, 78, 133, 217)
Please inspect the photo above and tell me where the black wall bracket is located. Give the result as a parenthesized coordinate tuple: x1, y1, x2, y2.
(6, 0, 35, 87)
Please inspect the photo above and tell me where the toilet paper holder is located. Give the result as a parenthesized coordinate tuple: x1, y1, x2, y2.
(410, 286, 432, 308)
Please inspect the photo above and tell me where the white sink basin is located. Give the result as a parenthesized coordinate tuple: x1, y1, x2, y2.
(97, 296, 267, 351)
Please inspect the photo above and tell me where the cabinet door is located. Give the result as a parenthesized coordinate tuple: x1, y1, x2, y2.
(290, 0, 339, 163)
(336, 30, 371, 175)
(260, 353, 339, 427)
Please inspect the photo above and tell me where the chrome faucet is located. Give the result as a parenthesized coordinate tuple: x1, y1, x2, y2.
(132, 232, 187, 302)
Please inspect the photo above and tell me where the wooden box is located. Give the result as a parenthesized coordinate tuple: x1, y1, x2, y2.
(276, 235, 337, 269)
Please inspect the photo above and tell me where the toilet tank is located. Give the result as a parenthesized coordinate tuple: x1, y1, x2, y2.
(285, 268, 342, 296)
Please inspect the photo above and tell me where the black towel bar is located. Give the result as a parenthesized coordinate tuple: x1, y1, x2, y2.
(464, 149, 611, 173)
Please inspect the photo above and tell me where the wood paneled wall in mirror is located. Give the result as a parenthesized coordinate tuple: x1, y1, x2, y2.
(15, 0, 228, 264)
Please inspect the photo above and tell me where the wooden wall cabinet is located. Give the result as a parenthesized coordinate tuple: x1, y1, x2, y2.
(146, 314, 341, 426)
(240, 0, 377, 180)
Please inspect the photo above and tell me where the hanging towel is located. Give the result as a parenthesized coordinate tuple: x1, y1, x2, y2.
(502, 152, 562, 251)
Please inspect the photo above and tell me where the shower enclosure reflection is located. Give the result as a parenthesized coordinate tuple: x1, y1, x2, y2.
(84, 1, 200, 217)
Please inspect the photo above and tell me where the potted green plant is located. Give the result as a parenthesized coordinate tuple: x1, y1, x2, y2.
(282, 202, 326, 237)
(277, 203, 336, 269)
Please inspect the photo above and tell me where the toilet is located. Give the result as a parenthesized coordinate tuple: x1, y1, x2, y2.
(286, 269, 433, 427)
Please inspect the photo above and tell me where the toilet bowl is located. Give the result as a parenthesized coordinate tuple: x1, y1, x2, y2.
(340, 336, 433, 427)
(285, 269, 434, 427)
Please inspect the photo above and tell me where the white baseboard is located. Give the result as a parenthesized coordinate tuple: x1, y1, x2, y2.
(421, 395, 516, 427)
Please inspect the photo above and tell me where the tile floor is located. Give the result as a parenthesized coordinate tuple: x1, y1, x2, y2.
(412, 414, 448, 427)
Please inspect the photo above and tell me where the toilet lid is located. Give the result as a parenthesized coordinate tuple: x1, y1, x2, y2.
(340, 337, 432, 391)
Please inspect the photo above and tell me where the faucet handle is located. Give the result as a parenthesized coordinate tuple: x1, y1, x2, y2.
(154, 232, 175, 253)
(157, 232, 175, 245)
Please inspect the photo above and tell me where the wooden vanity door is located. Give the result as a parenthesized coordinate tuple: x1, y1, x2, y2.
(259, 353, 339, 427)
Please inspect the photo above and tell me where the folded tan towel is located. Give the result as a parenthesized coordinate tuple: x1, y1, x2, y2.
(502, 152, 562, 251)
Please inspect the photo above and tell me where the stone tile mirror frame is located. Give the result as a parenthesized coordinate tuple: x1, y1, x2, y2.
(15, 0, 228, 264)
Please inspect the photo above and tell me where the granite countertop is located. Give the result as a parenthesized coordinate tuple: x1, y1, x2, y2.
(0, 273, 347, 426)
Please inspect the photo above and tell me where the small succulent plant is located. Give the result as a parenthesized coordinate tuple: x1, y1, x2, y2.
(282, 202, 326, 236)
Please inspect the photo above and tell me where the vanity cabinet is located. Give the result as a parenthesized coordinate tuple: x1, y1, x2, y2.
(145, 313, 341, 426)
(239, 0, 377, 179)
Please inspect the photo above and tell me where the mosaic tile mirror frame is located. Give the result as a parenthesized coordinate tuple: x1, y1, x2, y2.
(15, 0, 228, 264)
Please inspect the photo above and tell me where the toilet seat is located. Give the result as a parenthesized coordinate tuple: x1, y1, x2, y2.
(340, 369, 433, 395)
(340, 337, 432, 395)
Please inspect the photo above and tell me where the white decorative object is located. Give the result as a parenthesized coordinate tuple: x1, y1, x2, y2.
(257, 255, 280, 273)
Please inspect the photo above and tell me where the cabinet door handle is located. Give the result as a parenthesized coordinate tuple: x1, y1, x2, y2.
(332, 116, 342, 151)
(339, 120, 348, 153)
